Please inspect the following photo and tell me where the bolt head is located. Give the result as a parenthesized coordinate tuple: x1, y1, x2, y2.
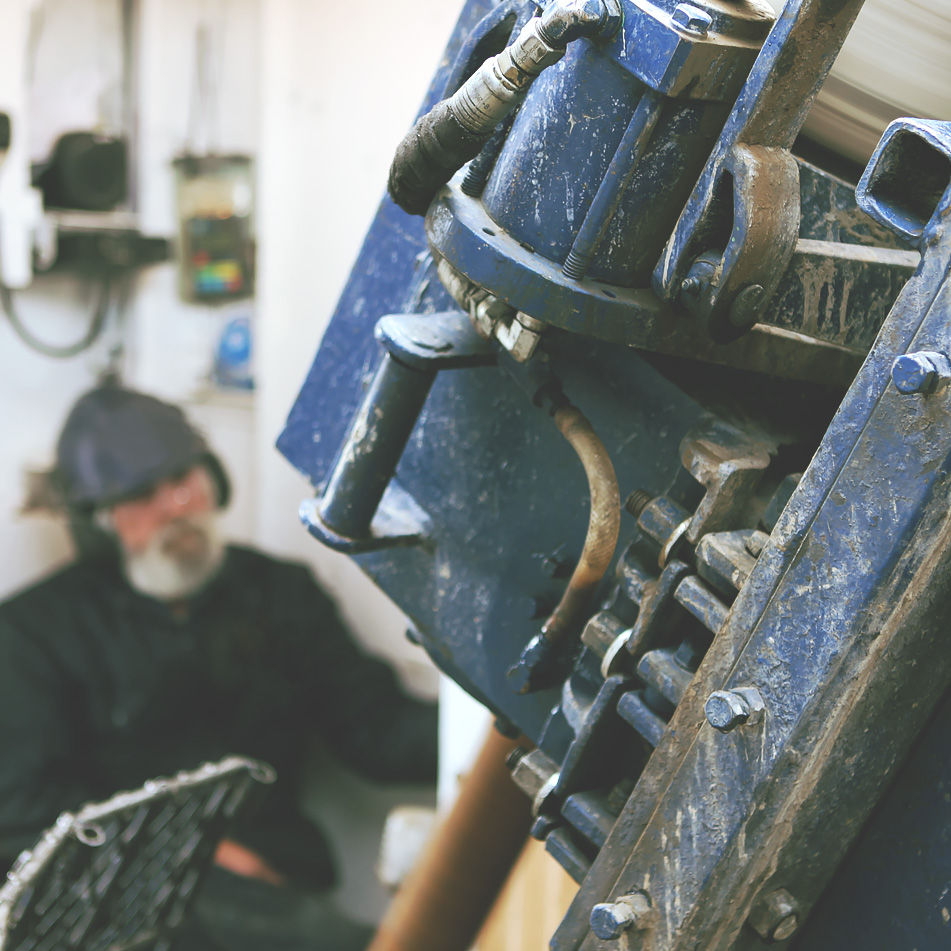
(892, 353, 937, 393)
(591, 901, 636, 940)
(772, 913, 799, 941)
(891, 351, 951, 394)
(727, 284, 765, 333)
(590, 892, 652, 940)
(529, 815, 558, 840)
(705, 690, 751, 732)
(748, 888, 800, 942)
(672, 3, 713, 36)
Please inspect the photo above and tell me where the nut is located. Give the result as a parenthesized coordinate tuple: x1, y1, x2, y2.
(590, 890, 653, 940)
(705, 686, 765, 732)
(671, 3, 713, 37)
(510, 19, 565, 75)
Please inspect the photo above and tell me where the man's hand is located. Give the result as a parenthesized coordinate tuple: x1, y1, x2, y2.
(214, 838, 286, 886)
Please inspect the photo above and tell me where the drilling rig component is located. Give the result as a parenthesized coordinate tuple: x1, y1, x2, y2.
(429, 176, 907, 380)
(562, 89, 666, 282)
(746, 888, 800, 943)
(555, 122, 951, 950)
(856, 117, 951, 246)
(637, 649, 693, 707)
(437, 255, 546, 360)
(695, 530, 761, 594)
(443, 0, 776, 297)
(507, 747, 561, 809)
(589, 889, 654, 940)
(673, 144, 801, 341)
(704, 686, 765, 732)
(654, 0, 869, 341)
(509, 401, 620, 693)
(670, 3, 711, 37)
(279, 0, 951, 946)
(388, 0, 621, 216)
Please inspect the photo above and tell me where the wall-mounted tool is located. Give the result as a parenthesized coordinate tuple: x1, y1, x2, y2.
(33, 131, 128, 212)
(173, 154, 255, 302)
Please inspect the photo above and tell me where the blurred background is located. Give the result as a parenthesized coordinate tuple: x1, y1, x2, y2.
(0, 0, 947, 944)
(0, 0, 464, 932)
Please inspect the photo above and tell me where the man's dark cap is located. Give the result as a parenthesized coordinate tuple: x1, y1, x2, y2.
(55, 384, 231, 510)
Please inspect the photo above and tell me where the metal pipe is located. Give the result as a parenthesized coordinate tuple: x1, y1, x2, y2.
(540, 403, 621, 647)
(318, 353, 436, 539)
(367, 728, 532, 951)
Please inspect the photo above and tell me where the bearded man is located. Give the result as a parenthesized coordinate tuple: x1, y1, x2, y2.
(0, 384, 437, 950)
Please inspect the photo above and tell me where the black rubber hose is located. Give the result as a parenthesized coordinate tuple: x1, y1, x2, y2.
(387, 99, 494, 216)
(1, 278, 112, 359)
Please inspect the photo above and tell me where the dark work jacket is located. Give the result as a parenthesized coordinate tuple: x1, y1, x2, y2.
(0, 545, 437, 887)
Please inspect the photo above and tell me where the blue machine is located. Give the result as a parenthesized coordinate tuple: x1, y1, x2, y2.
(279, 0, 950, 947)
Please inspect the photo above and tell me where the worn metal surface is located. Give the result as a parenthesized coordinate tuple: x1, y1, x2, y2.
(307, 312, 495, 553)
(278, 0, 951, 948)
(429, 182, 867, 384)
(558, 121, 951, 951)
(653, 0, 870, 339)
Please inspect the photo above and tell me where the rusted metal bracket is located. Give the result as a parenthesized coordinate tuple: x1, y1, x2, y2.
(654, 0, 870, 342)
(677, 144, 801, 338)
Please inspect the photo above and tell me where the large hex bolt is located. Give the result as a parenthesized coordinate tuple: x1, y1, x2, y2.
(671, 3, 713, 37)
(705, 686, 765, 732)
(747, 888, 800, 942)
(590, 890, 654, 940)
(891, 350, 951, 394)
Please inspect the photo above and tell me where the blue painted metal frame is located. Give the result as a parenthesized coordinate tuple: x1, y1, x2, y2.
(277, 0, 951, 945)
(278, 0, 717, 741)
(558, 118, 951, 950)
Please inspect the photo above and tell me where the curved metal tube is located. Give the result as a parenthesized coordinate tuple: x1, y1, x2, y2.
(541, 403, 621, 646)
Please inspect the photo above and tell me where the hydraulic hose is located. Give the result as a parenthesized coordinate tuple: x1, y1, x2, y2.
(507, 381, 621, 694)
(388, 0, 621, 216)
(542, 403, 621, 647)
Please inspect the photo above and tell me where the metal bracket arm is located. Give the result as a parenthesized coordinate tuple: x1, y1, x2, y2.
(653, 0, 869, 342)
(301, 311, 496, 554)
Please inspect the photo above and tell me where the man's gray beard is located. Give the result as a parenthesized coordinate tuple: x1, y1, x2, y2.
(122, 512, 226, 601)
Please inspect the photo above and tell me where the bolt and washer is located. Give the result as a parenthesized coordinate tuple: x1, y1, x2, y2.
(747, 888, 800, 942)
(671, 3, 713, 37)
(705, 686, 765, 732)
(891, 350, 951, 394)
(590, 890, 653, 940)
